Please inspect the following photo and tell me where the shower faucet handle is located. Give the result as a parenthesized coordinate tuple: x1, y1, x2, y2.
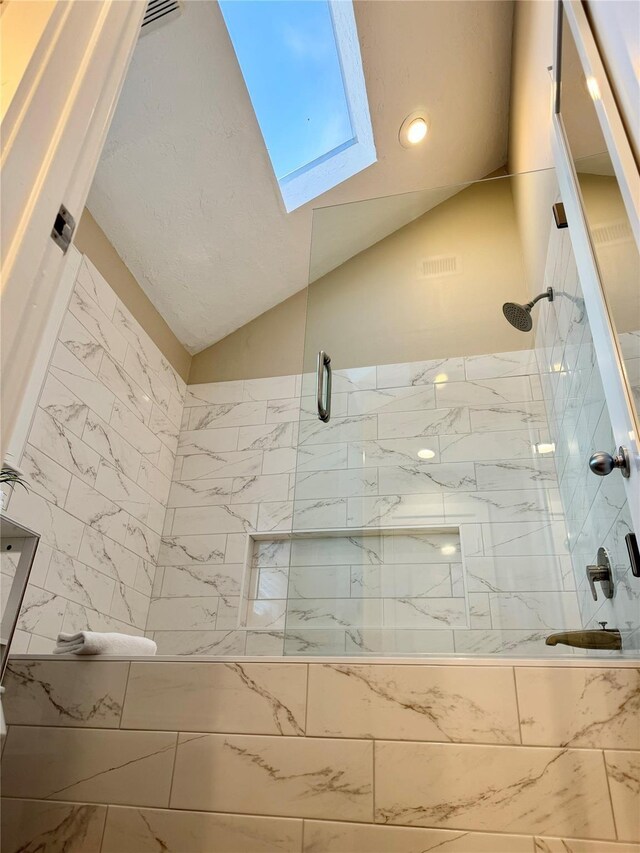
(586, 548, 614, 601)
(588, 447, 630, 479)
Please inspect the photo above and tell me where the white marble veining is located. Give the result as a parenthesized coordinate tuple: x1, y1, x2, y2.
(9, 256, 185, 646)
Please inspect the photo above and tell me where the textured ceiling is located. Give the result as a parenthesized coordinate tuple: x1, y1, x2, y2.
(88, 0, 514, 353)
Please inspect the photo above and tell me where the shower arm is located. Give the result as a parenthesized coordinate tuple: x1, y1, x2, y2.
(526, 287, 554, 310)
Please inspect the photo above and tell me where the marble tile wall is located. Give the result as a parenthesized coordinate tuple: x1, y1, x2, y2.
(153, 350, 578, 656)
(2, 657, 638, 851)
(5, 257, 186, 652)
(535, 223, 640, 650)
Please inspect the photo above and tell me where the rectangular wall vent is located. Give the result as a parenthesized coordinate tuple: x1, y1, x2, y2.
(592, 219, 632, 246)
(417, 255, 460, 279)
(141, 0, 183, 35)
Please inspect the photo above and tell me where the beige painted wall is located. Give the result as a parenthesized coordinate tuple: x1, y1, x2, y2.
(74, 209, 191, 380)
(189, 289, 307, 384)
(302, 176, 533, 372)
(507, 0, 558, 299)
(191, 176, 535, 382)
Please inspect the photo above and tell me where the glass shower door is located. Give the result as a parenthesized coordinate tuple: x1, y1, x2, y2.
(280, 170, 639, 657)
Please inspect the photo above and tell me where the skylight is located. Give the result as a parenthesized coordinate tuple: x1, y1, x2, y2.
(219, 0, 376, 212)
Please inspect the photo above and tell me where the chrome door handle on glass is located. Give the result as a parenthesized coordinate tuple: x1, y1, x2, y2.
(588, 446, 630, 478)
(316, 350, 332, 422)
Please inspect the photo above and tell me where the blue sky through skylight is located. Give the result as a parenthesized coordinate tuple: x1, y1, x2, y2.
(219, 0, 355, 180)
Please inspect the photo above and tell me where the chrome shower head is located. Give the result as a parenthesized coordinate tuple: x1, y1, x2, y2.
(502, 287, 553, 332)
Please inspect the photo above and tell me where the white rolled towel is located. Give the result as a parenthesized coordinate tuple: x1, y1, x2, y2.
(54, 631, 157, 656)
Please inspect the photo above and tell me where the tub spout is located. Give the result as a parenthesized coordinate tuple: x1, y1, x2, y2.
(545, 626, 622, 650)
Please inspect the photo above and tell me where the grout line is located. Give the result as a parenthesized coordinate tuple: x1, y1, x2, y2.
(601, 749, 619, 840)
(165, 731, 181, 810)
(98, 802, 110, 852)
(512, 665, 524, 745)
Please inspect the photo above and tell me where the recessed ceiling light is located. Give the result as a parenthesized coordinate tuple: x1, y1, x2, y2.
(433, 373, 448, 384)
(441, 544, 457, 556)
(417, 448, 436, 460)
(399, 111, 428, 148)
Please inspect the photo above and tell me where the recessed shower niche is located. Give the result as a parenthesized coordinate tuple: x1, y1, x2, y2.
(238, 526, 470, 655)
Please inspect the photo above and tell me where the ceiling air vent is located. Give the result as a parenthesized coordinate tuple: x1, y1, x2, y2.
(591, 219, 632, 247)
(417, 255, 460, 280)
(140, 0, 183, 36)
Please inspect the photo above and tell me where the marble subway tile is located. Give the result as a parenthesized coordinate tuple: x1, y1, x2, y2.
(101, 806, 303, 853)
(262, 447, 297, 475)
(306, 664, 520, 743)
(378, 407, 470, 440)
(168, 478, 233, 508)
(303, 820, 534, 852)
(185, 381, 245, 406)
(148, 404, 179, 453)
(181, 451, 262, 482)
(348, 438, 440, 468)
(3, 660, 129, 727)
(65, 477, 129, 545)
(98, 354, 152, 424)
(238, 422, 295, 451)
(122, 661, 307, 734)
(351, 563, 452, 598)
(439, 429, 542, 463)
(160, 562, 242, 598)
(243, 374, 298, 401)
(383, 597, 467, 628)
(1, 726, 176, 806)
(444, 488, 562, 525)
(158, 534, 227, 565)
(347, 385, 436, 416)
(465, 556, 568, 593)
(20, 443, 72, 506)
(533, 838, 640, 853)
(38, 372, 89, 437)
(379, 462, 476, 495)
(465, 349, 539, 379)
(231, 473, 290, 504)
(188, 401, 267, 430)
(375, 740, 615, 838)
(475, 459, 557, 490)
(30, 408, 99, 486)
(490, 591, 581, 630)
(300, 415, 377, 446)
(76, 257, 117, 318)
(295, 468, 379, 500)
(284, 629, 347, 655)
(110, 400, 162, 457)
(123, 347, 175, 421)
(376, 358, 465, 389)
(383, 531, 460, 564)
(137, 457, 172, 504)
(68, 286, 128, 364)
(82, 411, 142, 479)
(58, 311, 106, 375)
(152, 629, 246, 655)
(516, 667, 640, 748)
(125, 518, 161, 563)
(259, 501, 294, 531)
(290, 534, 383, 567)
(297, 442, 348, 472)
(288, 565, 351, 598)
(172, 503, 257, 535)
(481, 521, 569, 556)
(0, 799, 107, 853)
(51, 341, 115, 423)
(469, 401, 548, 433)
(146, 595, 218, 631)
(436, 376, 534, 407)
(110, 582, 149, 629)
(293, 498, 347, 529)
(244, 598, 286, 629)
(344, 628, 454, 655)
(604, 751, 640, 842)
(62, 601, 143, 637)
(44, 549, 115, 613)
(78, 526, 139, 587)
(8, 489, 84, 557)
(347, 494, 445, 528)
(286, 598, 382, 629)
(170, 733, 373, 820)
(16, 586, 66, 639)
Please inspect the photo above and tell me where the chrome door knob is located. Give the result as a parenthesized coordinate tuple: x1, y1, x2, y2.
(588, 446, 630, 478)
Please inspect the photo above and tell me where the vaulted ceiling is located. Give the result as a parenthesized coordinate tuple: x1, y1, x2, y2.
(88, 0, 514, 353)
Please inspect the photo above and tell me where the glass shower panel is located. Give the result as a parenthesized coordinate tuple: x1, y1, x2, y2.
(279, 169, 638, 657)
